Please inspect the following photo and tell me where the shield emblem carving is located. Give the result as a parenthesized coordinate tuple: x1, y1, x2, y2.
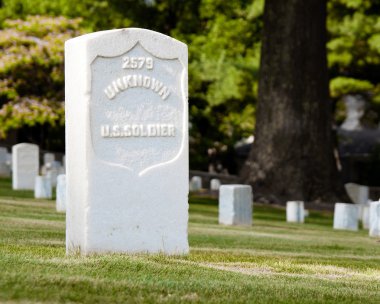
(90, 42, 186, 175)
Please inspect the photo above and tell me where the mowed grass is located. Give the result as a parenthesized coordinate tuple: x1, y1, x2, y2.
(1, 179, 380, 303)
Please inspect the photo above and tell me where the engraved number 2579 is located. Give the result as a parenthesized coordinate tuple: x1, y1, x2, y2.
(122, 57, 153, 70)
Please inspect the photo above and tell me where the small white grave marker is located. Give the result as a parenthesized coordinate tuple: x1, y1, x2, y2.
(65, 28, 189, 255)
(56, 174, 66, 212)
(34, 176, 52, 199)
(369, 201, 380, 237)
(190, 176, 202, 191)
(361, 204, 370, 229)
(12, 143, 39, 190)
(286, 201, 304, 223)
(46, 161, 61, 187)
(6, 152, 11, 166)
(344, 183, 369, 204)
(219, 185, 253, 226)
(43, 153, 55, 166)
(333, 203, 359, 231)
(0, 147, 10, 177)
(210, 178, 221, 191)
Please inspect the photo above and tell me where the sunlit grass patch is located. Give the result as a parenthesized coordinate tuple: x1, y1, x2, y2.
(0, 178, 380, 303)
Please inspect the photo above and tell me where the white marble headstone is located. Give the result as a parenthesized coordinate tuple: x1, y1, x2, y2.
(344, 183, 369, 205)
(12, 143, 39, 190)
(333, 202, 359, 231)
(361, 204, 370, 229)
(219, 185, 253, 226)
(46, 171, 57, 188)
(286, 201, 304, 223)
(65, 28, 189, 255)
(210, 178, 221, 191)
(6, 152, 11, 166)
(34, 176, 52, 199)
(43, 153, 55, 166)
(56, 174, 66, 212)
(47, 160, 62, 187)
(190, 176, 202, 191)
(0, 147, 10, 177)
(341, 95, 365, 131)
(0, 147, 7, 160)
(369, 201, 380, 237)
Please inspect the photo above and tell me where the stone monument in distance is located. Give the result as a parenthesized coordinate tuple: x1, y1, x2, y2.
(12, 143, 39, 190)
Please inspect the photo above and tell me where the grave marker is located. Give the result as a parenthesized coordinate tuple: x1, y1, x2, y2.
(333, 203, 359, 231)
(0, 147, 10, 177)
(56, 174, 66, 212)
(286, 201, 304, 223)
(210, 178, 221, 191)
(65, 28, 188, 254)
(34, 176, 52, 199)
(362, 204, 370, 229)
(43, 153, 55, 166)
(190, 176, 202, 191)
(369, 201, 380, 237)
(6, 152, 11, 166)
(344, 183, 369, 204)
(12, 143, 39, 190)
(219, 185, 253, 226)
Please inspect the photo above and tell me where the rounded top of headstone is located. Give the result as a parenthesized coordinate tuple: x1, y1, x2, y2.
(65, 28, 187, 63)
(12, 143, 39, 151)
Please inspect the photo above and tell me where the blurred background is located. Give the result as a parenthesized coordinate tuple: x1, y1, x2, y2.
(1, 0, 380, 188)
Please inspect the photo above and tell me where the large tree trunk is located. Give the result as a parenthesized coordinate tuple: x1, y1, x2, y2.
(241, 0, 347, 204)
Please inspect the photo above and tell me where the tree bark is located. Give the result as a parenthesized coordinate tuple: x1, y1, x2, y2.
(241, 0, 347, 204)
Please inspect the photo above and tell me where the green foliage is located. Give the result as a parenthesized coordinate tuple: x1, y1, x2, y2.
(178, 0, 263, 171)
(0, 0, 193, 33)
(0, 16, 80, 136)
(1, 0, 380, 169)
(330, 77, 374, 98)
(0, 0, 134, 30)
(328, 0, 380, 102)
(0, 15, 82, 138)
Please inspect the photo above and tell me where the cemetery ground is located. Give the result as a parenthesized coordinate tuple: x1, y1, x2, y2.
(0, 178, 379, 303)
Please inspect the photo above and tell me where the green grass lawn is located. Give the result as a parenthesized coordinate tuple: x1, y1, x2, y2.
(1, 178, 380, 303)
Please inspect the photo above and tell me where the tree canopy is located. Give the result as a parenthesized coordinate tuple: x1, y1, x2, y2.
(0, 0, 380, 170)
(0, 15, 82, 138)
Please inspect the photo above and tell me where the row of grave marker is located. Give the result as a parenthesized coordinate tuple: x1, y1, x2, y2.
(0, 144, 65, 190)
(192, 176, 380, 237)
(50, 178, 380, 238)
(190, 176, 372, 204)
(7, 144, 380, 252)
(4, 28, 380, 256)
(286, 200, 380, 236)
